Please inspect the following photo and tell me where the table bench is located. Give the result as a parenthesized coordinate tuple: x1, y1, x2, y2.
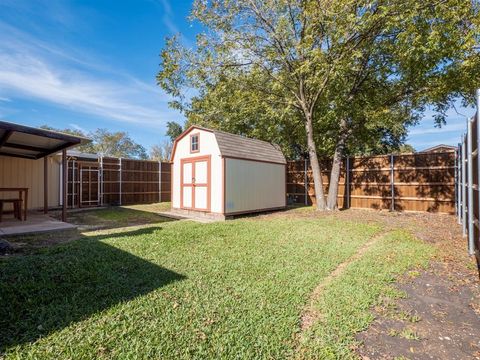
(0, 188, 28, 222)
(0, 199, 23, 222)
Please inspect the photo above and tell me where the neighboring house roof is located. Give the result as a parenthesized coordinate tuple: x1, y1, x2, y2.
(66, 150, 99, 159)
(172, 125, 286, 164)
(419, 144, 457, 153)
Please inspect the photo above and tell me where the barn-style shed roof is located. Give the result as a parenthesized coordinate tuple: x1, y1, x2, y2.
(172, 125, 286, 164)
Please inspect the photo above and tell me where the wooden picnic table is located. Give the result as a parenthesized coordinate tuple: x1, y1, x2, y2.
(0, 188, 28, 221)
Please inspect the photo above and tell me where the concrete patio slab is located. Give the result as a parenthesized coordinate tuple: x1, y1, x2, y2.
(0, 213, 76, 236)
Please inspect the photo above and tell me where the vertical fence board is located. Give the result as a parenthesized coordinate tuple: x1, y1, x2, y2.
(287, 151, 456, 213)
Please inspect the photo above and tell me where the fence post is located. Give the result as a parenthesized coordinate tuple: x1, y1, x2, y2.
(119, 157, 122, 206)
(457, 143, 462, 224)
(475, 88, 480, 256)
(390, 154, 395, 211)
(99, 156, 103, 206)
(159, 161, 162, 203)
(454, 146, 458, 218)
(304, 157, 308, 205)
(346, 156, 350, 209)
(467, 119, 474, 252)
(462, 135, 467, 237)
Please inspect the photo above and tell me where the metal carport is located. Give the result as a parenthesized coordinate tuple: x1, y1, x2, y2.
(0, 121, 90, 221)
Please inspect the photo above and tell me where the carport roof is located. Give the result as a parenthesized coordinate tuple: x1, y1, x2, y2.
(0, 121, 90, 160)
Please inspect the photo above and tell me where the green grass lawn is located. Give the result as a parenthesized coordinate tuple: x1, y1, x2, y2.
(0, 210, 431, 359)
(64, 203, 173, 231)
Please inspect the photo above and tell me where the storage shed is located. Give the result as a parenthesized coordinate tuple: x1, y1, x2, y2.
(171, 126, 286, 219)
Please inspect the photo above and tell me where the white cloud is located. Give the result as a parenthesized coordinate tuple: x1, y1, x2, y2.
(69, 123, 88, 133)
(0, 52, 173, 125)
(0, 96, 11, 102)
(159, 0, 180, 35)
(0, 20, 180, 128)
(408, 122, 468, 136)
(148, 0, 193, 47)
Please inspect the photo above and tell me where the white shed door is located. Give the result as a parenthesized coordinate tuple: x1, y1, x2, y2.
(181, 156, 210, 211)
(182, 162, 193, 208)
(194, 160, 208, 210)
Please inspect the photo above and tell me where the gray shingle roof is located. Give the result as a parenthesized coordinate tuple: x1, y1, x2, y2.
(211, 129, 286, 164)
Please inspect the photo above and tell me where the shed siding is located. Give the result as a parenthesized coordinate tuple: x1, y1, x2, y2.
(0, 155, 60, 209)
(225, 158, 285, 214)
(172, 129, 223, 213)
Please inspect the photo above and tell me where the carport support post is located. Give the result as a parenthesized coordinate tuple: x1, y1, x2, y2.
(44, 156, 48, 214)
(62, 149, 67, 222)
(467, 119, 474, 253)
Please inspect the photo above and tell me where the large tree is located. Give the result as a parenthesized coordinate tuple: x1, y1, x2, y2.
(41, 126, 148, 159)
(150, 141, 173, 161)
(158, 0, 480, 210)
(166, 121, 184, 142)
(89, 129, 148, 159)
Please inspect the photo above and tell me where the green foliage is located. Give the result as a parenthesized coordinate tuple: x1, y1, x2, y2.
(397, 144, 416, 154)
(166, 121, 183, 142)
(41, 126, 148, 159)
(149, 141, 172, 161)
(88, 129, 148, 159)
(157, 0, 480, 158)
(40, 125, 85, 138)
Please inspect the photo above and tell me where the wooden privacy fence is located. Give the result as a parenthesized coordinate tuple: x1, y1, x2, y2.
(67, 155, 171, 208)
(287, 151, 456, 213)
(457, 88, 480, 264)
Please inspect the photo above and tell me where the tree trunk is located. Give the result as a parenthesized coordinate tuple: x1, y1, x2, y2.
(326, 121, 348, 210)
(305, 113, 326, 210)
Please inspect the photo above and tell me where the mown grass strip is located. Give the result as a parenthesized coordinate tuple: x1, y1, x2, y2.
(295, 230, 432, 359)
(300, 230, 388, 331)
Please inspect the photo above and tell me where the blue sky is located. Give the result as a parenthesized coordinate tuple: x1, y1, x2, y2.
(0, 0, 475, 152)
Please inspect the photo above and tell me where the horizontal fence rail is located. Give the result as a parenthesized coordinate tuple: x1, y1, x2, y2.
(287, 151, 456, 214)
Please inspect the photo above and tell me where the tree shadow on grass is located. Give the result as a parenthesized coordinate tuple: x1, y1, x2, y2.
(56, 207, 177, 232)
(0, 226, 185, 353)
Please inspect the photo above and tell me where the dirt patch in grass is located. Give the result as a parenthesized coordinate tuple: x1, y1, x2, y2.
(260, 207, 480, 359)
(357, 263, 480, 360)
(2, 204, 174, 255)
(1, 229, 83, 256)
(52, 203, 174, 231)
